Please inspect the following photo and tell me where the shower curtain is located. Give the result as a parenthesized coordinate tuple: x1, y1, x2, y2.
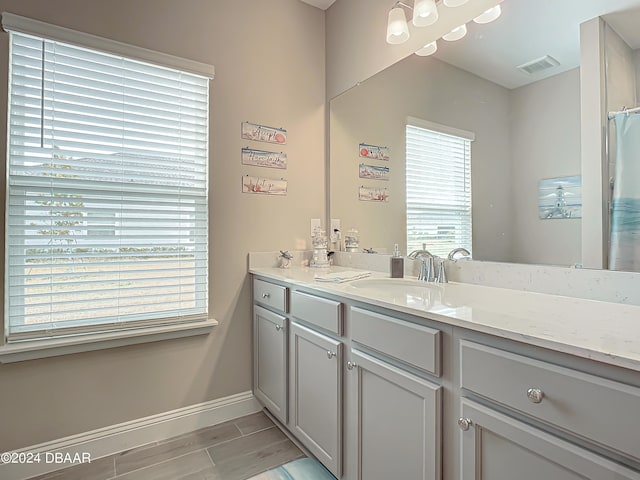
(609, 113, 640, 272)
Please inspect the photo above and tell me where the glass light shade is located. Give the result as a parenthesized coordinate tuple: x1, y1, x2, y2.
(442, 24, 467, 41)
(415, 41, 438, 56)
(413, 0, 439, 27)
(386, 6, 410, 44)
(443, 0, 469, 6)
(473, 5, 502, 24)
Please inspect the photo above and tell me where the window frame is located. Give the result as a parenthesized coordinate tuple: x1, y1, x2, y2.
(405, 116, 474, 258)
(1, 13, 216, 359)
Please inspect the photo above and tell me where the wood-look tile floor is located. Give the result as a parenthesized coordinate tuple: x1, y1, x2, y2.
(28, 411, 305, 480)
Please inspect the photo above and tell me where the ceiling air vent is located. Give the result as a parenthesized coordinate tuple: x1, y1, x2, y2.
(516, 55, 560, 75)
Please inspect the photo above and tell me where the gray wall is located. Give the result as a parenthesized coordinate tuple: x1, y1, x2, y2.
(509, 68, 582, 266)
(0, 0, 325, 451)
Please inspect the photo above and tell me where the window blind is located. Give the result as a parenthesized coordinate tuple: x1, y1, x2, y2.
(6, 31, 210, 341)
(406, 123, 472, 257)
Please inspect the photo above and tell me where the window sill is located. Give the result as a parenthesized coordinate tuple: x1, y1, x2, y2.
(0, 319, 218, 364)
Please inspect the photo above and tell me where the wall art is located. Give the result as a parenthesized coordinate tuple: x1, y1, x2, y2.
(359, 163, 389, 181)
(538, 175, 582, 219)
(359, 143, 390, 161)
(242, 121, 287, 144)
(242, 147, 287, 169)
(242, 175, 287, 195)
(359, 186, 389, 202)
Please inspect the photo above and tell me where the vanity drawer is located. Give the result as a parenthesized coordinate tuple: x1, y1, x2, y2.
(351, 307, 441, 377)
(460, 340, 640, 459)
(254, 278, 288, 313)
(290, 290, 343, 335)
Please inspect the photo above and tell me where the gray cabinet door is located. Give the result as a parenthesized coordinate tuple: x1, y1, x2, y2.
(290, 321, 342, 477)
(349, 349, 442, 480)
(459, 398, 640, 480)
(253, 305, 288, 424)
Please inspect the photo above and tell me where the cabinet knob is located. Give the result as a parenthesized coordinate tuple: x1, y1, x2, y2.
(275, 324, 282, 331)
(458, 418, 472, 431)
(526, 387, 545, 404)
(327, 351, 336, 359)
(262, 293, 270, 299)
(347, 361, 357, 370)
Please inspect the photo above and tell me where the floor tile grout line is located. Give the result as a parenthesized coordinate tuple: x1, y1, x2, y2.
(151, 422, 242, 449)
(206, 424, 277, 451)
(237, 424, 278, 437)
(204, 447, 216, 468)
(113, 422, 246, 475)
(207, 430, 292, 463)
(111, 446, 213, 479)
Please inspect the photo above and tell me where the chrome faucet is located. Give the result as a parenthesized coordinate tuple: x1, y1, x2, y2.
(408, 248, 434, 282)
(435, 258, 448, 283)
(447, 247, 471, 261)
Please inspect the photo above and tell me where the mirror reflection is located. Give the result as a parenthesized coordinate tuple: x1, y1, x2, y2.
(329, 0, 640, 270)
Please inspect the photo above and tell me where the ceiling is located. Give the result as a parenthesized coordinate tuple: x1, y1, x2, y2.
(302, 0, 640, 89)
(299, 0, 337, 10)
(429, 0, 640, 89)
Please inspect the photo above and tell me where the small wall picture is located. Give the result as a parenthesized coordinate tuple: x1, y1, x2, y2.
(242, 175, 287, 195)
(359, 163, 389, 181)
(242, 148, 287, 169)
(359, 143, 390, 161)
(359, 186, 389, 202)
(242, 121, 287, 144)
(538, 175, 582, 219)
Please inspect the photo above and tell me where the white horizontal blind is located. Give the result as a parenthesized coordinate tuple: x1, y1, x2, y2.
(406, 123, 472, 257)
(6, 32, 209, 341)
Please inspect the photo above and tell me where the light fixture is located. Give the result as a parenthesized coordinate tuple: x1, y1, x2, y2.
(473, 5, 502, 24)
(413, 0, 439, 27)
(442, 23, 467, 41)
(386, 4, 410, 44)
(385, 0, 501, 47)
(443, 0, 469, 7)
(415, 40, 438, 56)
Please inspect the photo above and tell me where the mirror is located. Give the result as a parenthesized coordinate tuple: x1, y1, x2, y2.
(329, 0, 640, 269)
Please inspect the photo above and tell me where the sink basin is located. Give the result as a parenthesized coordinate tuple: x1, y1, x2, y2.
(349, 278, 442, 304)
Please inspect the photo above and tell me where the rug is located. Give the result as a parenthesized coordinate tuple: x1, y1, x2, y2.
(248, 458, 336, 480)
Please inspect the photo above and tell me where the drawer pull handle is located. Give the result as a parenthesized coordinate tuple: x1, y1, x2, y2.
(347, 361, 357, 370)
(327, 351, 336, 359)
(275, 324, 282, 331)
(262, 293, 271, 299)
(527, 388, 545, 404)
(458, 418, 472, 431)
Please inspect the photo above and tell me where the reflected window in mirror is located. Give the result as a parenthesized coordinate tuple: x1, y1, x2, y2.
(406, 118, 474, 257)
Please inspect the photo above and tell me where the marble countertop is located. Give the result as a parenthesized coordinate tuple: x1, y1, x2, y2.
(250, 265, 640, 373)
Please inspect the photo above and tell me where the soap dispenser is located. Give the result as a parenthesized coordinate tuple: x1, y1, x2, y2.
(391, 244, 404, 278)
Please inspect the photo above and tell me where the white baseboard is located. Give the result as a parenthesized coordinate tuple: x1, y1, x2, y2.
(0, 391, 261, 480)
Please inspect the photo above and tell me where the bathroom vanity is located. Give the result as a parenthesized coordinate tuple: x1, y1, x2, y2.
(250, 264, 640, 480)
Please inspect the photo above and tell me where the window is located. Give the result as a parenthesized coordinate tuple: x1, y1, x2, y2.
(406, 118, 473, 257)
(4, 16, 213, 342)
